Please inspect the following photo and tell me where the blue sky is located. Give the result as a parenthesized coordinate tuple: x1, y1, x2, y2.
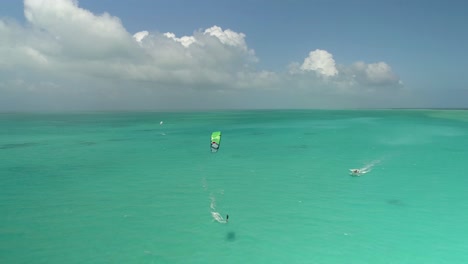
(63, 1, 468, 66)
(1, 0, 467, 111)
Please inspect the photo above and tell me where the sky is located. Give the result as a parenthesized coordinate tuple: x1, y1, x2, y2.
(1, 0, 467, 111)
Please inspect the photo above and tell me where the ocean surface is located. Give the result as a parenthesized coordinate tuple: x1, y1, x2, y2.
(1, 109, 468, 264)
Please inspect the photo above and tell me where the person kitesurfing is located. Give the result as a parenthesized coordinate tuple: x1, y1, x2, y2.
(349, 167, 371, 176)
(211, 141, 219, 150)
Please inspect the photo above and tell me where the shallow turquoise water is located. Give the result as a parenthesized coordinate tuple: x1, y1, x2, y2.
(1, 110, 468, 263)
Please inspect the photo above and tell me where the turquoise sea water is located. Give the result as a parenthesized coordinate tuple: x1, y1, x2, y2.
(1, 109, 468, 264)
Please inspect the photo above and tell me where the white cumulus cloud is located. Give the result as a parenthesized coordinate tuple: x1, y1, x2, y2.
(364, 62, 400, 85)
(204, 26, 248, 50)
(23, 0, 136, 59)
(300, 49, 338, 77)
(0, 0, 405, 111)
(163, 32, 196, 47)
(133, 31, 149, 43)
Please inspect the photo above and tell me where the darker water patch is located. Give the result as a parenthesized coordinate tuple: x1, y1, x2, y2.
(0, 142, 38, 149)
(135, 129, 159, 132)
(250, 131, 265, 136)
(6, 165, 39, 175)
(387, 199, 406, 206)
(442, 146, 466, 153)
(142, 251, 170, 264)
(226, 231, 236, 241)
(79, 141, 96, 146)
(303, 132, 318, 136)
(289, 144, 308, 149)
(107, 138, 130, 142)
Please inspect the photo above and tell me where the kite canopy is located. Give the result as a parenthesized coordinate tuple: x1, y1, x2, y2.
(211, 131, 221, 153)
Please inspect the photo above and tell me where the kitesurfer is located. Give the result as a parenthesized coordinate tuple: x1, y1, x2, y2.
(226, 214, 229, 223)
(211, 142, 219, 149)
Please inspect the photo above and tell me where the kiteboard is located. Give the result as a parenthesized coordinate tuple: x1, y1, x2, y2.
(349, 169, 368, 176)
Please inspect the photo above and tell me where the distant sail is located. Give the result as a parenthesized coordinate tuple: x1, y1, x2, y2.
(210, 131, 221, 153)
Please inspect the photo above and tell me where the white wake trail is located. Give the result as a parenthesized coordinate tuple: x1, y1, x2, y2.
(350, 159, 382, 175)
(209, 193, 227, 224)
